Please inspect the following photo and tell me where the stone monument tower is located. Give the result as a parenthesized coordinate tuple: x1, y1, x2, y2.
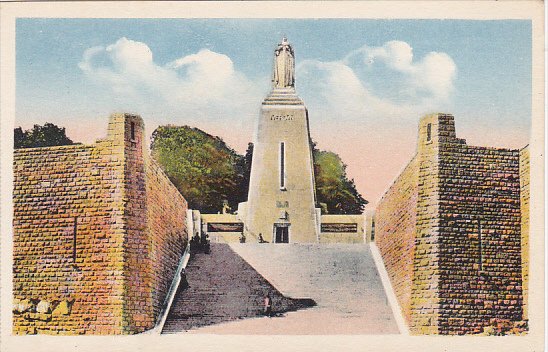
(240, 38, 320, 243)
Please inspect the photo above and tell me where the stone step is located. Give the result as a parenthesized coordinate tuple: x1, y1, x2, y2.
(228, 243, 399, 333)
(161, 243, 315, 334)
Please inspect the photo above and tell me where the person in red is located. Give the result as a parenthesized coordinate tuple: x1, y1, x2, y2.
(264, 293, 272, 317)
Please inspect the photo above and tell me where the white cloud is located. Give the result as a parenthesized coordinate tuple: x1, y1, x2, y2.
(78, 37, 261, 124)
(413, 51, 456, 100)
(79, 37, 456, 129)
(296, 40, 457, 127)
(363, 40, 416, 72)
(348, 40, 457, 102)
(297, 62, 407, 125)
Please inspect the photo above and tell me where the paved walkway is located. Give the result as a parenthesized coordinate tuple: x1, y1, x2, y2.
(162, 243, 314, 334)
(187, 243, 399, 334)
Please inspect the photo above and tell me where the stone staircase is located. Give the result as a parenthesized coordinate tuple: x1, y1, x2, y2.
(228, 243, 399, 333)
(161, 243, 314, 333)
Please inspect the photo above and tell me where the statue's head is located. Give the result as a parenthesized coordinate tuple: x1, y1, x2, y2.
(276, 37, 293, 56)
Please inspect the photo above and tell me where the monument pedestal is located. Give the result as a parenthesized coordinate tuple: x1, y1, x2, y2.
(245, 94, 319, 242)
(239, 39, 319, 243)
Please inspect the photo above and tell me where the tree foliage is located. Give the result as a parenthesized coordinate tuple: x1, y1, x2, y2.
(151, 125, 366, 214)
(14, 123, 74, 149)
(312, 143, 368, 214)
(240, 142, 254, 195)
(150, 125, 247, 213)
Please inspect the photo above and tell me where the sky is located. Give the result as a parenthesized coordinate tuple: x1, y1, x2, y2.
(15, 19, 532, 208)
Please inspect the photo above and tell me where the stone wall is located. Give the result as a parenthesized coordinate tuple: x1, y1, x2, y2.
(375, 157, 418, 325)
(147, 157, 188, 318)
(519, 146, 530, 321)
(13, 141, 126, 335)
(438, 139, 522, 334)
(363, 210, 375, 242)
(118, 114, 153, 332)
(13, 113, 188, 335)
(319, 214, 365, 244)
(375, 113, 526, 335)
(201, 213, 243, 243)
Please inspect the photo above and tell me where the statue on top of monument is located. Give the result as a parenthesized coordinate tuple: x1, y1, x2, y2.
(273, 37, 295, 89)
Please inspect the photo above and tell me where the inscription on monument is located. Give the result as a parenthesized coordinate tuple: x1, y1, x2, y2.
(276, 201, 289, 208)
(207, 222, 244, 232)
(270, 114, 294, 121)
(321, 223, 358, 233)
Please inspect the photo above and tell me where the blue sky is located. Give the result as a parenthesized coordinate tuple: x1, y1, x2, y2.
(15, 19, 531, 205)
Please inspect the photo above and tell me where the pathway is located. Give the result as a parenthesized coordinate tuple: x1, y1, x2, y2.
(162, 243, 314, 333)
(171, 243, 399, 334)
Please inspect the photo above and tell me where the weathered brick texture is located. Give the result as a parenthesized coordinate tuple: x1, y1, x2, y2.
(438, 136, 522, 334)
(519, 146, 529, 320)
(13, 113, 188, 335)
(375, 157, 418, 325)
(376, 113, 528, 335)
(147, 157, 188, 319)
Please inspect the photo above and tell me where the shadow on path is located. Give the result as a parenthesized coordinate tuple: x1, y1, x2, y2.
(162, 243, 315, 333)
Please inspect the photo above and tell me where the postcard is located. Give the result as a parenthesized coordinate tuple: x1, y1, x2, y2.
(0, 1, 544, 351)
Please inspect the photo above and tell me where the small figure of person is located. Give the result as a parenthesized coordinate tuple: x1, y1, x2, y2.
(180, 268, 190, 290)
(200, 231, 207, 243)
(203, 234, 211, 254)
(264, 293, 272, 317)
(258, 233, 265, 243)
(190, 231, 201, 252)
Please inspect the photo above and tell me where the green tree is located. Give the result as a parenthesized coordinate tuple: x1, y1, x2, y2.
(151, 125, 366, 215)
(14, 123, 74, 149)
(312, 143, 368, 214)
(14, 127, 27, 148)
(150, 125, 246, 213)
(237, 142, 254, 201)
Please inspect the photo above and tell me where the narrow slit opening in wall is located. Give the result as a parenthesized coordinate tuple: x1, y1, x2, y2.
(477, 218, 483, 272)
(280, 142, 285, 190)
(426, 123, 432, 141)
(73, 216, 78, 263)
(130, 121, 136, 140)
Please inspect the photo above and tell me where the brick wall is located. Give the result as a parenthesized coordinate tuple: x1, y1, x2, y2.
(411, 114, 446, 334)
(375, 113, 526, 335)
(519, 146, 530, 321)
(375, 157, 418, 324)
(118, 114, 153, 333)
(13, 113, 188, 335)
(438, 136, 522, 334)
(13, 141, 127, 335)
(147, 157, 188, 318)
